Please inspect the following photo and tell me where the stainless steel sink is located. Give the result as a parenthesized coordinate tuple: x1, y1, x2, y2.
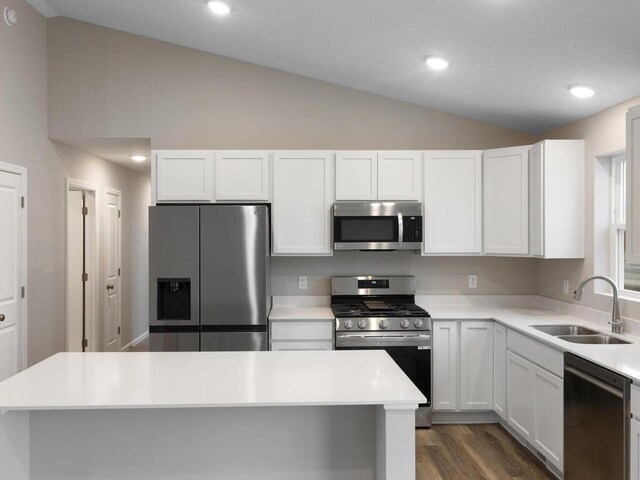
(556, 334, 631, 345)
(532, 325, 600, 336)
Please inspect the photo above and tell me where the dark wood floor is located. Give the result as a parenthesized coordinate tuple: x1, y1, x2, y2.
(417, 424, 556, 480)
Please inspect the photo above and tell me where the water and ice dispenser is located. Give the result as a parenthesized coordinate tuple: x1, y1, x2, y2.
(157, 279, 191, 321)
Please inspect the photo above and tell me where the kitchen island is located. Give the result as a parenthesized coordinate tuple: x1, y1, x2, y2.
(0, 350, 425, 480)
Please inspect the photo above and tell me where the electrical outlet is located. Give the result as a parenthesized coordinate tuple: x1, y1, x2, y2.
(298, 276, 308, 290)
(468, 275, 478, 289)
(563, 280, 570, 295)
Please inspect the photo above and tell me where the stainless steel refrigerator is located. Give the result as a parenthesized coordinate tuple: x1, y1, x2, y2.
(149, 205, 270, 351)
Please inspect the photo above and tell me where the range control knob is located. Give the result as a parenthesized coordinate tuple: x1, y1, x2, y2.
(344, 319, 354, 329)
(358, 319, 368, 329)
(414, 319, 424, 329)
(379, 319, 389, 329)
(400, 319, 410, 329)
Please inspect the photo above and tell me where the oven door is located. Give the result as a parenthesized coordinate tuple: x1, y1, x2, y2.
(335, 333, 431, 411)
(333, 215, 400, 250)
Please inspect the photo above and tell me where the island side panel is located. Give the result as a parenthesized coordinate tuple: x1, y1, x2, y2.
(30, 406, 377, 480)
(0, 410, 29, 480)
(376, 405, 417, 480)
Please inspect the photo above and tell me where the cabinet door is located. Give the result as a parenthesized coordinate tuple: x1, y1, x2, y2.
(631, 417, 640, 480)
(272, 151, 334, 255)
(533, 366, 563, 472)
(529, 142, 544, 257)
(215, 151, 270, 201)
(507, 351, 535, 443)
(460, 322, 493, 410)
(423, 151, 482, 254)
(493, 323, 507, 419)
(156, 150, 214, 202)
(484, 146, 530, 255)
(377, 151, 422, 200)
(270, 340, 333, 351)
(335, 151, 378, 200)
(432, 321, 459, 411)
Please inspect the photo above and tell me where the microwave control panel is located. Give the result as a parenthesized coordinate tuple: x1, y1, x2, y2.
(403, 216, 423, 242)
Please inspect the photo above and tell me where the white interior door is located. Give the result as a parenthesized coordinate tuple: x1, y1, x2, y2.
(0, 171, 23, 382)
(104, 190, 121, 351)
(67, 190, 84, 352)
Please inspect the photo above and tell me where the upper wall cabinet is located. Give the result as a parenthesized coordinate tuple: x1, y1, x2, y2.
(215, 151, 270, 201)
(155, 150, 214, 202)
(530, 140, 585, 258)
(335, 151, 378, 200)
(378, 151, 422, 200)
(484, 146, 531, 255)
(627, 107, 640, 265)
(423, 151, 482, 255)
(272, 151, 334, 256)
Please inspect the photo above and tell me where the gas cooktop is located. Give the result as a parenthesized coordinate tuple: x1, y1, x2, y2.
(331, 302, 429, 318)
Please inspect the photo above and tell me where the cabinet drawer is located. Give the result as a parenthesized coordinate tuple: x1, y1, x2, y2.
(270, 340, 334, 351)
(507, 329, 563, 378)
(270, 321, 334, 341)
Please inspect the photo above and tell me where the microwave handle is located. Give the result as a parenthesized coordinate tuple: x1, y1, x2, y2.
(398, 213, 403, 245)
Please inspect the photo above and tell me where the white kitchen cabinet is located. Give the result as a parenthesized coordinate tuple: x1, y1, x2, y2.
(269, 319, 334, 351)
(335, 151, 378, 200)
(432, 321, 459, 411)
(155, 150, 214, 202)
(460, 322, 493, 410)
(484, 146, 530, 255)
(628, 106, 640, 266)
(529, 140, 585, 258)
(215, 151, 270, 201)
(533, 365, 563, 471)
(377, 151, 422, 200)
(631, 417, 640, 480)
(433, 320, 493, 412)
(507, 351, 535, 443)
(423, 151, 482, 254)
(272, 151, 334, 255)
(493, 323, 507, 419)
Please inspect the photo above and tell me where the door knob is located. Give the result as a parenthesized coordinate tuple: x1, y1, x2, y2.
(106, 284, 115, 290)
(0, 314, 4, 322)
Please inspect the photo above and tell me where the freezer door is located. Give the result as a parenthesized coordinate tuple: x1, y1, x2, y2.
(200, 205, 270, 327)
(149, 206, 200, 327)
(201, 331, 267, 352)
(149, 332, 199, 352)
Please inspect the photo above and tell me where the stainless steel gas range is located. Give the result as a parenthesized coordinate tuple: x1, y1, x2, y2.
(331, 276, 432, 427)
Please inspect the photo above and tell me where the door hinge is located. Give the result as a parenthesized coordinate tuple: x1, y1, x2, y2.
(82, 272, 88, 282)
(117, 326, 121, 335)
(21, 286, 25, 298)
(82, 339, 88, 349)
(118, 268, 121, 276)
(82, 206, 88, 216)
(118, 210, 121, 218)
(20, 196, 24, 208)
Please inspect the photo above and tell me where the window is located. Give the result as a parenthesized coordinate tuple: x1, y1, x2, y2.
(608, 153, 640, 293)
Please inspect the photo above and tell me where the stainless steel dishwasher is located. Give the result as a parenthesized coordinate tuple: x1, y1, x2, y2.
(564, 352, 631, 480)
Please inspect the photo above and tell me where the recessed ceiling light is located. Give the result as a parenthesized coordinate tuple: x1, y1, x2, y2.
(131, 155, 147, 162)
(425, 56, 451, 71)
(208, 1, 232, 16)
(569, 85, 596, 98)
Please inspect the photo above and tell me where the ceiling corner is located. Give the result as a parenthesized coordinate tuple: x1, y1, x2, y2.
(25, 0, 58, 18)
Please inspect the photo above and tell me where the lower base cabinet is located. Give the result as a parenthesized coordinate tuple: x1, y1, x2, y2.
(269, 319, 334, 351)
(506, 349, 563, 472)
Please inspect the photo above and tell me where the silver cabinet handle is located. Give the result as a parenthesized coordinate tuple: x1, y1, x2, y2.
(106, 284, 115, 290)
(0, 314, 4, 322)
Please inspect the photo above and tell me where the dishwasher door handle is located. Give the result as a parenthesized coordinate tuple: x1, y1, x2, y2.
(565, 365, 624, 398)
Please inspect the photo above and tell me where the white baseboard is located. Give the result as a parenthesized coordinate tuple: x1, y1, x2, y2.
(121, 331, 149, 351)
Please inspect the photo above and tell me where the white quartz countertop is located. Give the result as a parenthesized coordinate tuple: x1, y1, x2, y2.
(269, 306, 334, 321)
(0, 350, 425, 411)
(429, 305, 640, 383)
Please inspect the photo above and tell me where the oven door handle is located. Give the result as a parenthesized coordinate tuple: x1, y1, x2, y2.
(336, 334, 431, 348)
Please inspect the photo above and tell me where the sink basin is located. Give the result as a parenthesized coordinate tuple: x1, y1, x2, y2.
(556, 334, 631, 345)
(532, 325, 600, 336)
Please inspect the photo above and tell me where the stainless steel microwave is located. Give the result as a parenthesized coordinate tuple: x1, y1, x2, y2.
(333, 202, 423, 251)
